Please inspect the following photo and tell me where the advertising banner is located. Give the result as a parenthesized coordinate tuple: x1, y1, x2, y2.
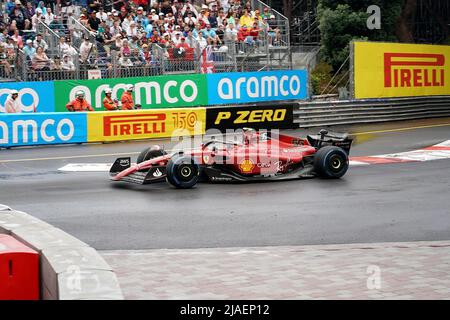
(87, 108, 206, 142)
(0, 81, 55, 113)
(54, 74, 208, 112)
(207, 70, 309, 105)
(205, 104, 294, 131)
(0, 113, 87, 148)
(353, 41, 450, 99)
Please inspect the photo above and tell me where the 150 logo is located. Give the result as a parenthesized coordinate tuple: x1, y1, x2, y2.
(87, 109, 206, 142)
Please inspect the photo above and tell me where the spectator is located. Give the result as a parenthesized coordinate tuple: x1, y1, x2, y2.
(239, 9, 253, 28)
(32, 45, 50, 71)
(261, 7, 271, 20)
(208, 10, 218, 28)
(62, 54, 76, 71)
(88, 10, 100, 31)
(49, 15, 66, 34)
(96, 7, 108, 21)
(51, 56, 63, 70)
(224, 22, 238, 42)
(23, 39, 36, 60)
(116, 51, 132, 70)
(197, 32, 207, 50)
(79, 37, 94, 63)
(33, 33, 48, 51)
(9, 1, 26, 30)
(0, 46, 13, 77)
(126, 21, 139, 37)
(105, 12, 114, 28)
(130, 47, 145, 66)
(36, 1, 47, 16)
(66, 90, 94, 111)
(11, 29, 23, 48)
(111, 19, 122, 36)
(31, 8, 43, 31)
(142, 43, 152, 64)
(87, 0, 102, 13)
(120, 38, 131, 57)
(43, 6, 54, 25)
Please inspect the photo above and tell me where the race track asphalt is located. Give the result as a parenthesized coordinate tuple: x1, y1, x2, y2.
(1, 118, 450, 250)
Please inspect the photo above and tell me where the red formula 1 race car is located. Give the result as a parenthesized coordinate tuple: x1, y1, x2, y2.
(110, 129, 353, 189)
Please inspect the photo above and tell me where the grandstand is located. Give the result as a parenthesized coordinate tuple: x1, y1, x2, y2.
(0, 0, 293, 82)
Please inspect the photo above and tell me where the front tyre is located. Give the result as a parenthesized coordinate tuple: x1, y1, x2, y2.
(314, 146, 349, 179)
(166, 155, 200, 188)
(137, 145, 167, 164)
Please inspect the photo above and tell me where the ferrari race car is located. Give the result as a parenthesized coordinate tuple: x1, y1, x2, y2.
(110, 128, 353, 189)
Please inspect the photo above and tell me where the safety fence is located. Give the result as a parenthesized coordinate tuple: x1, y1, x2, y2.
(0, 70, 308, 113)
(293, 96, 450, 128)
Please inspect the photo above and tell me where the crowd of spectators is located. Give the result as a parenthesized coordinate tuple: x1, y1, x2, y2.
(1, 0, 282, 79)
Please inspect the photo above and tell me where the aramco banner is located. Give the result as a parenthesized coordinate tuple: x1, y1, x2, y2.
(353, 41, 450, 99)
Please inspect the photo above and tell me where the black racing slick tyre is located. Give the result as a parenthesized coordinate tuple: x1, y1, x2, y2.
(137, 146, 167, 164)
(314, 146, 349, 179)
(166, 155, 200, 189)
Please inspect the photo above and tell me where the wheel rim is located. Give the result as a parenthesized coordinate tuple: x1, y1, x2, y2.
(329, 154, 344, 172)
(180, 166, 192, 178)
(177, 163, 196, 182)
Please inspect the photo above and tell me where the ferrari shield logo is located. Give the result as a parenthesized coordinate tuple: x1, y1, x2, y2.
(239, 159, 255, 173)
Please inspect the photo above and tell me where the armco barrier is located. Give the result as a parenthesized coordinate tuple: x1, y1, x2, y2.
(205, 104, 295, 132)
(87, 108, 206, 143)
(0, 113, 87, 148)
(0, 205, 123, 300)
(0, 108, 206, 148)
(0, 70, 310, 113)
(294, 96, 450, 128)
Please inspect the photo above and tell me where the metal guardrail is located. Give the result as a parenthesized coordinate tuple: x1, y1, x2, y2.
(293, 96, 450, 128)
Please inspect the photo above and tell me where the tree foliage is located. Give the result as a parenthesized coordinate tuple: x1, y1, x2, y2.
(318, 0, 404, 70)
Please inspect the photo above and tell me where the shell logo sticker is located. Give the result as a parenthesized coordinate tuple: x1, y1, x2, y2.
(239, 159, 255, 173)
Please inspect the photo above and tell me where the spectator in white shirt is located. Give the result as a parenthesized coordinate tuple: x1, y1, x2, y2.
(79, 37, 93, 63)
(31, 8, 43, 31)
(43, 7, 54, 25)
(61, 54, 75, 71)
(96, 7, 108, 22)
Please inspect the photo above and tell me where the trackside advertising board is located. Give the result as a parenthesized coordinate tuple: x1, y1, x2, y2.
(353, 41, 450, 99)
(0, 81, 55, 113)
(206, 105, 295, 131)
(0, 113, 87, 148)
(207, 70, 309, 104)
(53, 74, 208, 111)
(87, 108, 206, 142)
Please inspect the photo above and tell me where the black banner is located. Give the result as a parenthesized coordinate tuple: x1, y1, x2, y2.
(205, 105, 295, 132)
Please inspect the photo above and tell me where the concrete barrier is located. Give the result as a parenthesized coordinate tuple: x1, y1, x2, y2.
(0, 206, 123, 300)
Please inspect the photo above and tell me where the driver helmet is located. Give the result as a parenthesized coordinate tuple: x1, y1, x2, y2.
(242, 127, 256, 144)
(10, 89, 19, 96)
(105, 88, 112, 94)
(126, 84, 134, 92)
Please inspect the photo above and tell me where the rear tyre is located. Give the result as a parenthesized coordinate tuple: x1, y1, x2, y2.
(314, 146, 349, 179)
(166, 154, 199, 189)
(137, 146, 167, 164)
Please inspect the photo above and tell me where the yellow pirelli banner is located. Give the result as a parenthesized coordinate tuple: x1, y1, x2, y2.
(87, 108, 206, 142)
(353, 41, 450, 99)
